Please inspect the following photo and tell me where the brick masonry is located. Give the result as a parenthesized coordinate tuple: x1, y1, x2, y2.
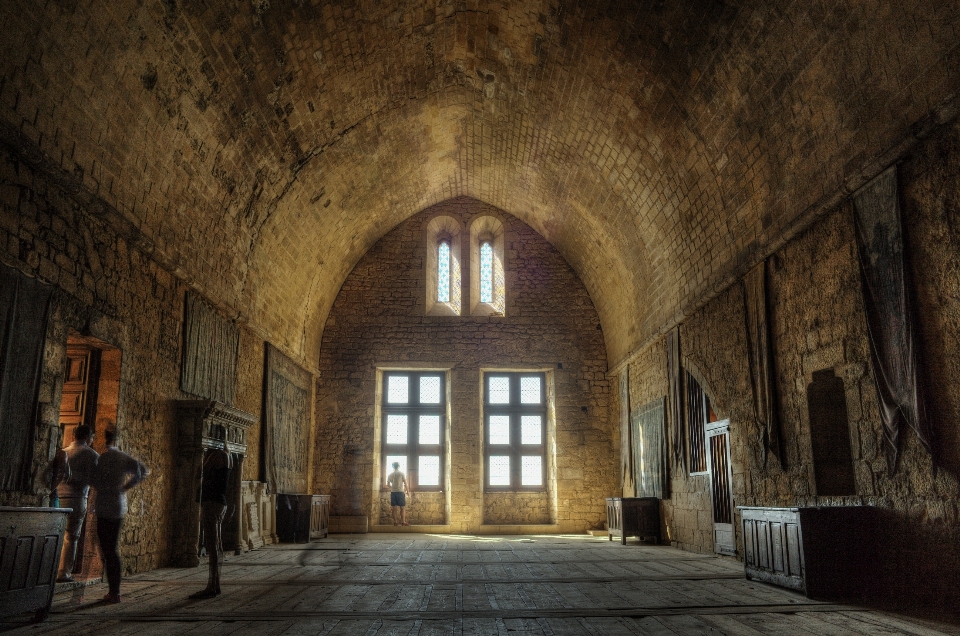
(315, 197, 614, 532)
(0, 142, 268, 574)
(0, 1, 956, 368)
(619, 118, 960, 607)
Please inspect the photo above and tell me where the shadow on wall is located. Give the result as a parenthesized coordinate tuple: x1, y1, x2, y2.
(333, 444, 363, 516)
(806, 506, 960, 619)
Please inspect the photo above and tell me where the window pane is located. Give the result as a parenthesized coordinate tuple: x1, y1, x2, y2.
(480, 241, 493, 303)
(386, 455, 407, 478)
(419, 415, 441, 445)
(386, 415, 408, 444)
(420, 376, 441, 404)
(521, 415, 542, 444)
(488, 415, 510, 445)
(418, 456, 440, 486)
(489, 456, 510, 486)
(437, 241, 451, 303)
(521, 456, 543, 486)
(488, 376, 509, 404)
(520, 376, 542, 404)
(387, 375, 409, 404)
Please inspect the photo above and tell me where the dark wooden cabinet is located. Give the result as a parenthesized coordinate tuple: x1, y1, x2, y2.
(0, 507, 69, 622)
(606, 497, 661, 545)
(277, 494, 330, 543)
(740, 506, 877, 600)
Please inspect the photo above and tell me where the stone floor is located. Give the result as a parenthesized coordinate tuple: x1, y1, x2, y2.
(6, 534, 960, 635)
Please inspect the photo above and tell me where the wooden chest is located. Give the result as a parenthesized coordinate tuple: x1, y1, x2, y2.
(606, 497, 661, 545)
(739, 506, 877, 600)
(0, 507, 70, 622)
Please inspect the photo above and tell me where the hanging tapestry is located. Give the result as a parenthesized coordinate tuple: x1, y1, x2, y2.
(263, 343, 312, 493)
(666, 327, 685, 472)
(0, 264, 53, 491)
(632, 397, 668, 499)
(619, 369, 635, 496)
(743, 260, 782, 468)
(180, 291, 239, 405)
(852, 166, 932, 471)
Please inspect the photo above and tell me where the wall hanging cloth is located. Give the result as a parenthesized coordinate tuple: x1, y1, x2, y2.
(263, 344, 312, 494)
(633, 397, 668, 499)
(180, 291, 239, 405)
(743, 260, 782, 469)
(666, 327, 685, 473)
(853, 165, 933, 471)
(0, 264, 53, 491)
(619, 369, 634, 497)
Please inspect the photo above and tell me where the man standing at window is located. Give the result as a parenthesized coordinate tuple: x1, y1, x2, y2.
(56, 424, 98, 583)
(386, 462, 410, 526)
(93, 428, 149, 603)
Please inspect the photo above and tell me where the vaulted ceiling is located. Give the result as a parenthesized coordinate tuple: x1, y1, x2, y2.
(3, 0, 958, 369)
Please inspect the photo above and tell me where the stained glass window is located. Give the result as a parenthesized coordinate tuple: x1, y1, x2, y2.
(489, 416, 511, 445)
(489, 456, 510, 486)
(484, 372, 547, 490)
(437, 240, 451, 303)
(521, 415, 542, 444)
(419, 415, 440, 445)
(419, 456, 440, 486)
(521, 456, 543, 486)
(386, 415, 408, 444)
(488, 376, 510, 403)
(419, 375, 441, 403)
(382, 372, 446, 492)
(480, 240, 493, 303)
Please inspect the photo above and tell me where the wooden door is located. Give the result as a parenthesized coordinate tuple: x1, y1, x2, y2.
(59, 348, 93, 443)
(706, 419, 736, 556)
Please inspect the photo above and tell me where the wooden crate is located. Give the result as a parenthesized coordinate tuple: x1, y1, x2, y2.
(0, 507, 69, 622)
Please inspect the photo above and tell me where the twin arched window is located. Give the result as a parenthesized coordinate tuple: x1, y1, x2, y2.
(426, 215, 505, 316)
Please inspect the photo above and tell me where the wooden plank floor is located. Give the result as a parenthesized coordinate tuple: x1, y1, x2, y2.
(7, 534, 959, 635)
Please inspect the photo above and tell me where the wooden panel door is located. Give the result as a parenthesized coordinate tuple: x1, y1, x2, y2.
(706, 419, 736, 556)
(59, 348, 92, 444)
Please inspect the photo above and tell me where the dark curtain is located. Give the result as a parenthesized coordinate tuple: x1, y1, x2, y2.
(181, 291, 239, 405)
(0, 264, 53, 491)
(666, 327, 685, 473)
(619, 369, 634, 496)
(852, 166, 933, 471)
(743, 260, 782, 468)
(633, 397, 668, 499)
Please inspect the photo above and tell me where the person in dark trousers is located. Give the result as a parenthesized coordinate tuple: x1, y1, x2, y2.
(93, 428, 148, 604)
(190, 435, 233, 599)
(56, 424, 98, 582)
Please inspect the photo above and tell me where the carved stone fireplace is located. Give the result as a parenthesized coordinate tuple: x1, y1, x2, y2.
(172, 400, 256, 567)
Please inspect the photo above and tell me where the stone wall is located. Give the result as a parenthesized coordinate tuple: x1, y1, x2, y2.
(0, 141, 268, 573)
(315, 197, 614, 533)
(618, 118, 960, 608)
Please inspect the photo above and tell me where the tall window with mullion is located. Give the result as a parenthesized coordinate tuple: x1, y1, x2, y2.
(484, 372, 546, 491)
(382, 372, 446, 491)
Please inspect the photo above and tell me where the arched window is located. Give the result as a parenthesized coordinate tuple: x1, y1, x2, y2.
(479, 240, 494, 304)
(425, 216, 462, 315)
(469, 216, 505, 315)
(437, 240, 451, 303)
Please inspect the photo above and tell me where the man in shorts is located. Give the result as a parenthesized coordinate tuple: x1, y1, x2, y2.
(386, 462, 409, 526)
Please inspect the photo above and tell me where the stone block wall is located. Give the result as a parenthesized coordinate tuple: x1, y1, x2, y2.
(617, 118, 960, 608)
(0, 141, 269, 574)
(315, 197, 615, 533)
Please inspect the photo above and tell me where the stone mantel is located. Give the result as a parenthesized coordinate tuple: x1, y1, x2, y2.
(175, 399, 256, 455)
(171, 400, 256, 567)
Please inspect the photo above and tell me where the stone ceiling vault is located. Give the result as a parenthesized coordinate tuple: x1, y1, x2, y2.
(2, 0, 958, 370)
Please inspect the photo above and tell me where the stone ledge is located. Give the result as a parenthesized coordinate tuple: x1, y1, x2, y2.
(371, 524, 564, 534)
